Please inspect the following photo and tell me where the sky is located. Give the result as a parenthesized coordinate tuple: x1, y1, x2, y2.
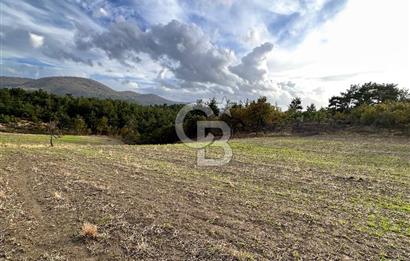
(0, 0, 409, 107)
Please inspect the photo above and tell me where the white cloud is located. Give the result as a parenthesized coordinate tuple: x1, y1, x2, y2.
(266, 0, 410, 107)
(29, 33, 44, 48)
(243, 25, 271, 47)
(127, 81, 139, 90)
(78, 21, 241, 87)
(131, 0, 183, 24)
(2, 0, 408, 106)
(230, 42, 274, 82)
(95, 7, 109, 17)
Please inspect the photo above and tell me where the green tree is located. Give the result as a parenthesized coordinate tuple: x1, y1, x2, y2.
(304, 103, 317, 122)
(207, 97, 220, 116)
(96, 116, 110, 135)
(306, 103, 316, 113)
(329, 82, 408, 112)
(73, 115, 88, 135)
(245, 97, 274, 131)
(288, 97, 303, 112)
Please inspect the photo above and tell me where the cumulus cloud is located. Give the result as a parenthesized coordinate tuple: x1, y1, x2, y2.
(29, 33, 44, 48)
(71, 19, 285, 102)
(230, 42, 274, 82)
(76, 20, 245, 87)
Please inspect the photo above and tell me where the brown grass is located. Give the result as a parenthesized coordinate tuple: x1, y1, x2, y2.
(53, 191, 63, 200)
(81, 223, 98, 238)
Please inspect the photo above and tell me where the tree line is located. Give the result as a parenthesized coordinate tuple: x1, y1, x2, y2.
(0, 82, 409, 144)
(227, 83, 409, 133)
(0, 88, 182, 144)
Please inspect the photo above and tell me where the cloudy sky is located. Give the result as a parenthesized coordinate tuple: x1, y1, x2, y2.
(1, 0, 409, 107)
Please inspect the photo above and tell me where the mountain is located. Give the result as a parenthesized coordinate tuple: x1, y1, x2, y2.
(0, 76, 178, 105)
(0, 77, 33, 88)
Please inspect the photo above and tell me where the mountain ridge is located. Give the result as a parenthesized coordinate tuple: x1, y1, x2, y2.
(0, 76, 178, 105)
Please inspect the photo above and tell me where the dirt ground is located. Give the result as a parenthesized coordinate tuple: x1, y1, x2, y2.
(0, 133, 409, 260)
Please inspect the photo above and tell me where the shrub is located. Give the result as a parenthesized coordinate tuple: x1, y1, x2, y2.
(0, 114, 11, 123)
(81, 223, 98, 238)
(120, 127, 140, 144)
(352, 101, 410, 128)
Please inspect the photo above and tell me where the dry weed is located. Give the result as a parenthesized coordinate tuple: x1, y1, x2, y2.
(53, 191, 63, 200)
(81, 222, 98, 238)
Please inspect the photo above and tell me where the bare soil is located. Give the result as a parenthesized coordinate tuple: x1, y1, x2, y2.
(0, 133, 409, 260)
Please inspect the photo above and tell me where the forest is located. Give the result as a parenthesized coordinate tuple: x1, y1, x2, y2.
(0, 82, 409, 144)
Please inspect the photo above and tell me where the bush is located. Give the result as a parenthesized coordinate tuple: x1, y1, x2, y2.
(222, 97, 285, 132)
(120, 127, 140, 144)
(0, 114, 11, 123)
(352, 102, 410, 128)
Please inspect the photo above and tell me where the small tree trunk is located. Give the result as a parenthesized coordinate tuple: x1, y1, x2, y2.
(49, 120, 56, 147)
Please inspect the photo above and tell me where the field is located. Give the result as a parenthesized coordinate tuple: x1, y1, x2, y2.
(0, 132, 409, 260)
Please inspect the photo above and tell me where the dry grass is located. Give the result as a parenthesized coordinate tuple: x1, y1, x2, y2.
(53, 191, 63, 200)
(0, 190, 6, 199)
(81, 223, 98, 238)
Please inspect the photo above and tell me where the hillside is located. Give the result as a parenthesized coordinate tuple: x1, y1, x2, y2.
(0, 77, 33, 87)
(0, 76, 177, 105)
(0, 133, 409, 260)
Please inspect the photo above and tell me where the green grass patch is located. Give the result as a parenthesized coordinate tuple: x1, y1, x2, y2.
(0, 132, 121, 145)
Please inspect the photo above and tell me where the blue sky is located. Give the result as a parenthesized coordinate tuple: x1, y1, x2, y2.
(1, 0, 409, 107)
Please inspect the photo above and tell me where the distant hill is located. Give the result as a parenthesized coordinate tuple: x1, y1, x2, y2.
(0, 77, 33, 88)
(0, 76, 178, 105)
